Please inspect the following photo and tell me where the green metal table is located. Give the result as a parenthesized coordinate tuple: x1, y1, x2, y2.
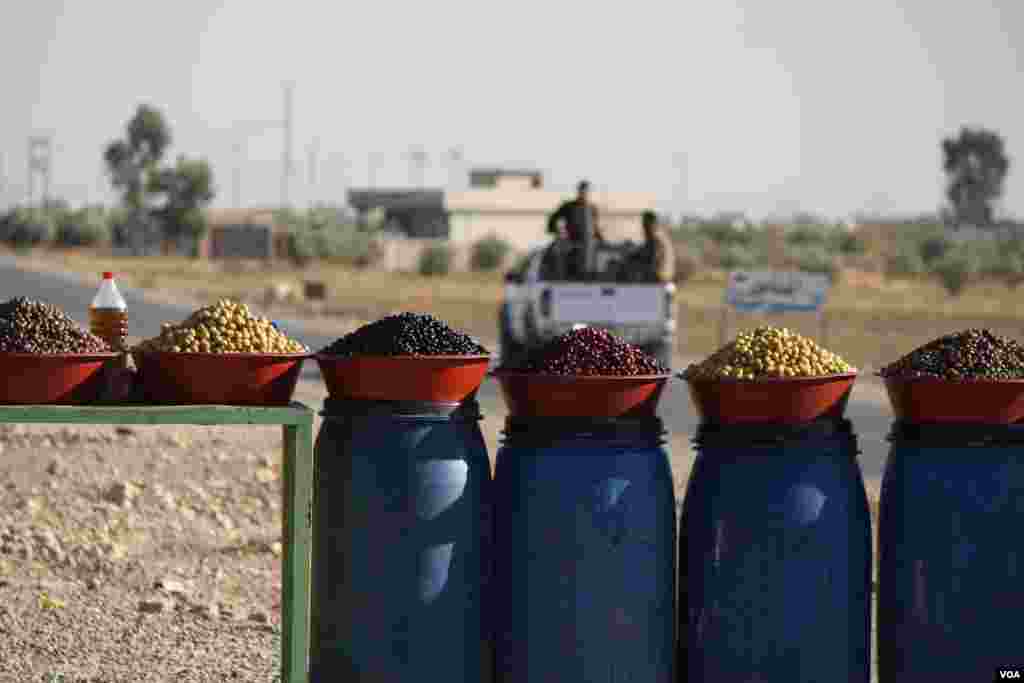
(0, 402, 315, 683)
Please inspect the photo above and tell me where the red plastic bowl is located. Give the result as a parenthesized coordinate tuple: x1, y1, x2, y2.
(0, 353, 119, 405)
(492, 371, 671, 418)
(315, 354, 491, 402)
(132, 352, 309, 406)
(882, 375, 1024, 424)
(685, 372, 857, 424)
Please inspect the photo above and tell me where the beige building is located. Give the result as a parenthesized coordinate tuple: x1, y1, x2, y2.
(201, 208, 288, 260)
(348, 168, 659, 253)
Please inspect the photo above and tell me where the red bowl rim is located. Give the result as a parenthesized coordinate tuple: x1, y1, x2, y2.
(877, 372, 1024, 385)
(0, 352, 121, 360)
(681, 371, 859, 385)
(490, 370, 673, 381)
(314, 353, 491, 362)
(132, 351, 313, 360)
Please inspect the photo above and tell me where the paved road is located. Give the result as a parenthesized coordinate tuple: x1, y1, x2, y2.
(1, 255, 894, 480)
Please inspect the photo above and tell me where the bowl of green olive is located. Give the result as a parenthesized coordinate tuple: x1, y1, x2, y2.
(132, 299, 310, 405)
(681, 326, 858, 424)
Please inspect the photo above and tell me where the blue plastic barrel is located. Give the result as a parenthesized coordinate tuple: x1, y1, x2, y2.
(679, 418, 871, 683)
(879, 421, 1024, 681)
(493, 416, 676, 683)
(310, 398, 493, 683)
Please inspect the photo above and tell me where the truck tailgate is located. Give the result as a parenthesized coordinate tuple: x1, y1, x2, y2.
(549, 285, 664, 324)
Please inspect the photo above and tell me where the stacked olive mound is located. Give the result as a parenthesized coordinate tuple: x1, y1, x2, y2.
(0, 297, 110, 353)
(880, 328, 1024, 381)
(134, 299, 307, 354)
(683, 326, 854, 380)
(501, 327, 669, 376)
(319, 312, 488, 357)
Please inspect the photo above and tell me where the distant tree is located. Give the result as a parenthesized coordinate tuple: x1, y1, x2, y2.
(942, 127, 1010, 227)
(149, 156, 215, 244)
(104, 105, 171, 212)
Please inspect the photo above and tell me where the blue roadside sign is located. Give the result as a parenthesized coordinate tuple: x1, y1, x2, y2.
(725, 270, 830, 314)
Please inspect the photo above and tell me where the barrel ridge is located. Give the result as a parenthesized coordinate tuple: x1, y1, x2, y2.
(887, 419, 1024, 447)
(693, 417, 856, 450)
(501, 416, 665, 448)
(320, 396, 482, 421)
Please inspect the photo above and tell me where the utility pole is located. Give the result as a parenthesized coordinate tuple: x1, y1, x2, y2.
(0, 151, 6, 208)
(96, 163, 108, 207)
(307, 136, 320, 208)
(672, 151, 687, 220)
(231, 119, 285, 208)
(444, 146, 464, 190)
(334, 152, 353, 204)
(281, 81, 294, 208)
(27, 136, 53, 207)
(406, 145, 428, 188)
(368, 152, 381, 188)
(332, 152, 352, 188)
(232, 141, 242, 208)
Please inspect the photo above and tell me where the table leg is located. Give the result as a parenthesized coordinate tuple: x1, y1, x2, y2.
(282, 421, 314, 683)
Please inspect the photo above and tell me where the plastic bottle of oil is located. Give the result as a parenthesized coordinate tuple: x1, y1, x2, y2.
(90, 272, 128, 351)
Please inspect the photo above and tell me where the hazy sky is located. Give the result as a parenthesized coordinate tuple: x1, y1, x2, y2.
(2, 0, 1022, 219)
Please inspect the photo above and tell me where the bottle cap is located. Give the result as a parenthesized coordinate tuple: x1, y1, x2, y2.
(103, 272, 114, 279)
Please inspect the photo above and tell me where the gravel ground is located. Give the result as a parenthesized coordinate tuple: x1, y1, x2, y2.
(0, 382, 327, 682)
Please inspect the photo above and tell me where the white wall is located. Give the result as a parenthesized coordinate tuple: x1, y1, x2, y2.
(373, 235, 517, 273)
(449, 212, 549, 251)
(449, 210, 646, 249)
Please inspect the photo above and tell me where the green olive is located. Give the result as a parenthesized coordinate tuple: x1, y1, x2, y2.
(133, 298, 309, 354)
(683, 326, 854, 381)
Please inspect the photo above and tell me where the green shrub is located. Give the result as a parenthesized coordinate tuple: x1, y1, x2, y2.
(104, 207, 129, 240)
(418, 244, 453, 276)
(831, 230, 866, 255)
(670, 224, 708, 250)
(988, 251, 1024, 285)
(885, 246, 926, 278)
(363, 207, 387, 232)
(963, 239, 1007, 278)
(470, 235, 511, 271)
(716, 244, 758, 270)
(786, 225, 828, 247)
(282, 208, 381, 268)
(898, 221, 947, 244)
(316, 228, 379, 267)
(699, 222, 753, 247)
(791, 245, 838, 281)
(0, 208, 54, 247)
(508, 253, 531, 278)
(287, 226, 317, 265)
(56, 208, 110, 247)
(931, 249, 977, 296)
(962, 239, 1024, 285)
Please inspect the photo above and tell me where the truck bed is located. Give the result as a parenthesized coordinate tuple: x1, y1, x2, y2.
(543, 282, 667, 325)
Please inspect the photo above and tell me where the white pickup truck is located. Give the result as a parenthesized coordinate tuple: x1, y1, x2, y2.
(499, 241, 677, 369)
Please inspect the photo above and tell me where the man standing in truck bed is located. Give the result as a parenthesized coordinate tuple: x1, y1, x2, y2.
(627, 210, 676, 283)
(547, 180, 604, 279)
